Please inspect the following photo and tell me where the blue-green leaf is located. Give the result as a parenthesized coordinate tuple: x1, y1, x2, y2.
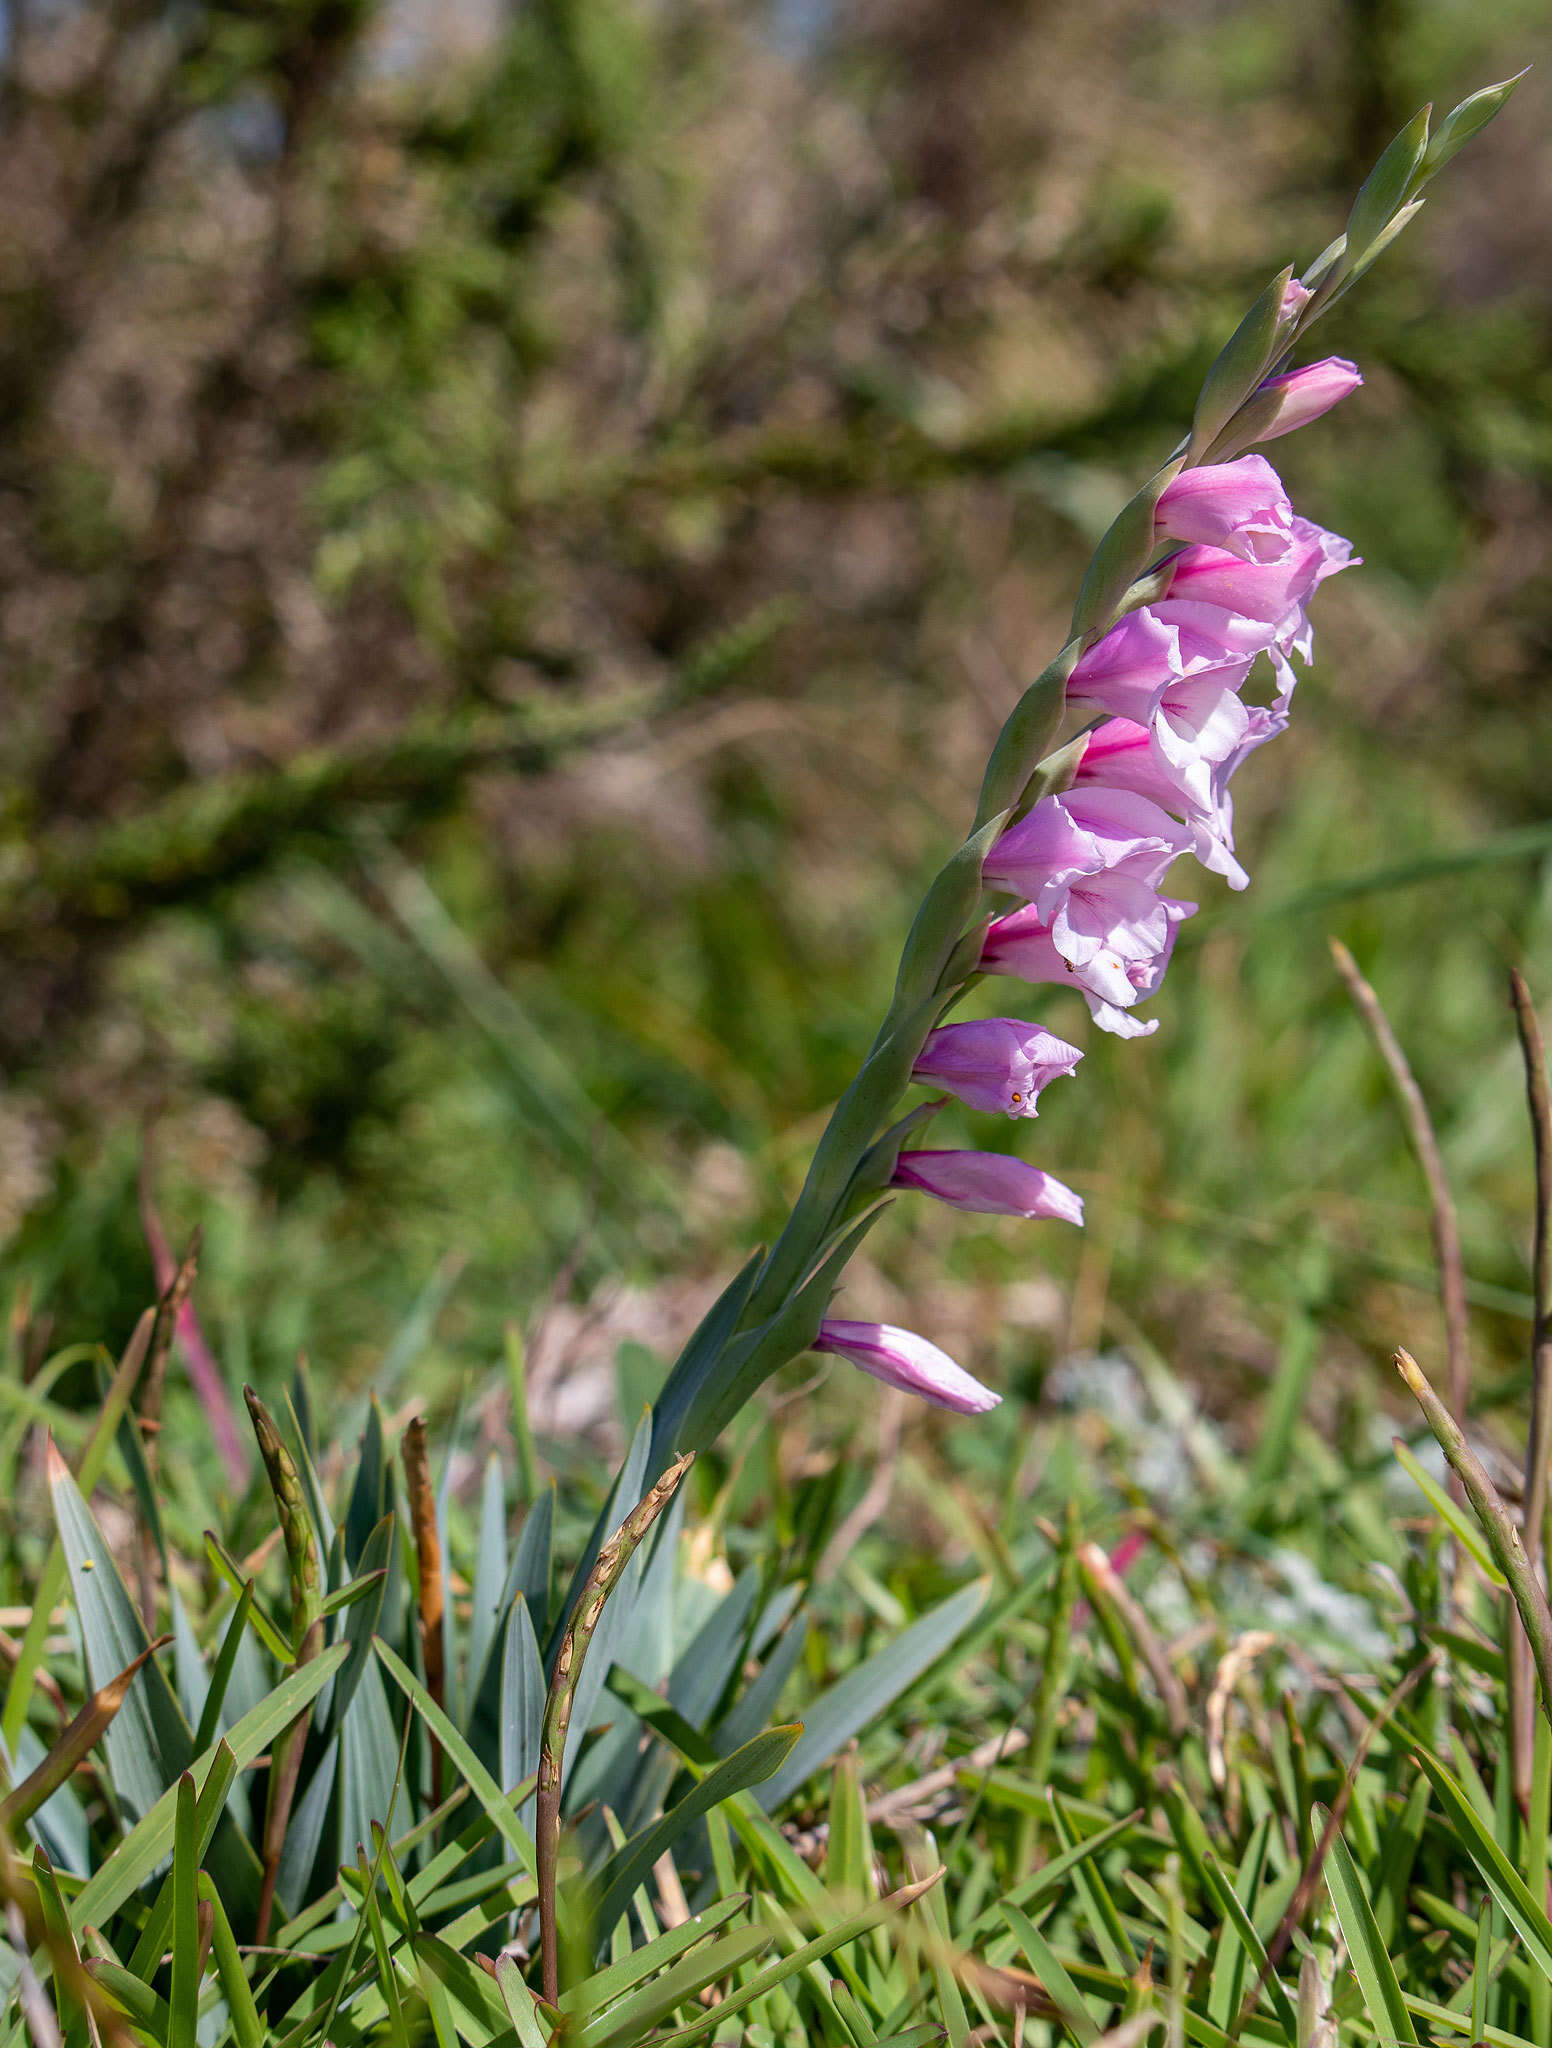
(591, 1725, 802, 1941)
(758, 1579, 987, 1811)
(48, 1439, 192, 1822)
(500, 1595, 545, 1837)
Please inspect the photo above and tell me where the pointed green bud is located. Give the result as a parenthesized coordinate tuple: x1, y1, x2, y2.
(1300, 232, 1347, 294)
(244, 1386, 322, 1654)
(1420, 71, 1529, 182)
(1188, 267, 1296, 459)
(1346, 105, 1430, 260)
(1343, 197, 1426, 288)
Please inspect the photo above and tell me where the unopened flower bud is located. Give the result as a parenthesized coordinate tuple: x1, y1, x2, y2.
(1246, 357, 1364, 442)
(813, 1318, 999, 1413)
(891, 1149, 1084, 1224)
(911, 1018, 1081, 1119)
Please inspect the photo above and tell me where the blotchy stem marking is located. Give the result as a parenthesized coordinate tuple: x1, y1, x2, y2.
(536, 1451, 694, 2004)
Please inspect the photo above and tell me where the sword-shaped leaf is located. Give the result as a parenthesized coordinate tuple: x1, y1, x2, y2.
(47, 1437, 192, 1822)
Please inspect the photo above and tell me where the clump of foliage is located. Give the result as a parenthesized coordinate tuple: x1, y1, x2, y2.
(8, 1096, 1552, 2048)
(3, 0, 1551, 1402)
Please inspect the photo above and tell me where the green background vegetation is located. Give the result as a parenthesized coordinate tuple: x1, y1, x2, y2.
(2, 0, 1550, 1500)
(4, 9, 1552, 2043)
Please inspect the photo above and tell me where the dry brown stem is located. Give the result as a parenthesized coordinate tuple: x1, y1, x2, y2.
(1330, 939, 1471, 1425)
(402, 1416, 445, 1807)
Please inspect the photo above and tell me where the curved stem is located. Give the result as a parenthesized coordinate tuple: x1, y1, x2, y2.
(535, 1452, 694, 2004)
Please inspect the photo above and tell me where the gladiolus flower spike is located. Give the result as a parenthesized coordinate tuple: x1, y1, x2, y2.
(640, 81, 1521, 1462)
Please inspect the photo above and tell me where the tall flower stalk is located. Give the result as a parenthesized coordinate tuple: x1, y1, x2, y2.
(640, 76, 1522, 1467)
(527, 72, 1524, 1991)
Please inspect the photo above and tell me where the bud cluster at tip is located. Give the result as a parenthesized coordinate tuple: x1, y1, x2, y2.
(816, 369, 1362, 1419)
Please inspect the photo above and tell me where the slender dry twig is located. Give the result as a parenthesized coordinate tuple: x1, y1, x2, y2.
(1330, 940, 1471, 1426)
(652, 1851, 692, 1931)
(785, 1728, 1037, 1858)
(1396, 1347, 1552, 1722)
(1090, 2019, 1165, 2048)
(1238, 1647, 1438, 2031)
(1509, 971, 1552, 1805)
(1206, 1630, 1279, 1793)
(536, 1451, 695, 2004)
(4, 1899, 61, 2048)
(866, 1728, 1032, 1828)
(135, 1223, 204, 1628)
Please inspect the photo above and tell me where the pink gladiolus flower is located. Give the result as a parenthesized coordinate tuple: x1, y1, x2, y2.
(1071, 637, 1263, 832)
(1072, 716, 1188, 814)
(1277, 277, 1312, 325)
(1155, 455, 1294, 562)
(1154, 599, 1280, 669)
(1164, 514, 1356, 658)
(813, 1318, 999, 1413)
(912, 1017, 1081, 1118)
(1187, 697, 1290, 879)
(1248, 357, 1363, 441)
(1073, 716, 1261, 889)
(891, 1149, 1084, 1224)
(981, 895, 1195, 1038)
(1069, 607, 1184, 712)
(1068, 607, 1265, 731)
(984, 787, 1191, 913)
(1145, 671, 1256, 813)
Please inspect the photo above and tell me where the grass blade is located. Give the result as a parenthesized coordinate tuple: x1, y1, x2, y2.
(192, 1582, 256, 1756)
(199, 1871, 262, 2048)
(1321, 1823, 1418, 2045)
(558, 1894, 750, 2017)
(591, 1726, 802, 1940)
(0, 1637, 169, 1833)
(1411, 1746, 1552, 1978)
(168, 1774, 200, 2048)
(757, 1579, 988, 1811)
(71, 1644, 346, 1932)
(1002, 1902, 1100, 2043)
(0, 1313, 152, 1757)
(47, 1437, 192, 1821)
(374, 1636, 538, 1876)
(1393, 1439, 1507, 1586)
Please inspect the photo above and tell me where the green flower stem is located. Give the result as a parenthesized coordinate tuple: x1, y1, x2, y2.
(243, 1387, 324, 1943)
(1395, 1347, 1552, 1723)
(1509, 969, 1552, 1809)
(536, 1451, 694, 2004)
